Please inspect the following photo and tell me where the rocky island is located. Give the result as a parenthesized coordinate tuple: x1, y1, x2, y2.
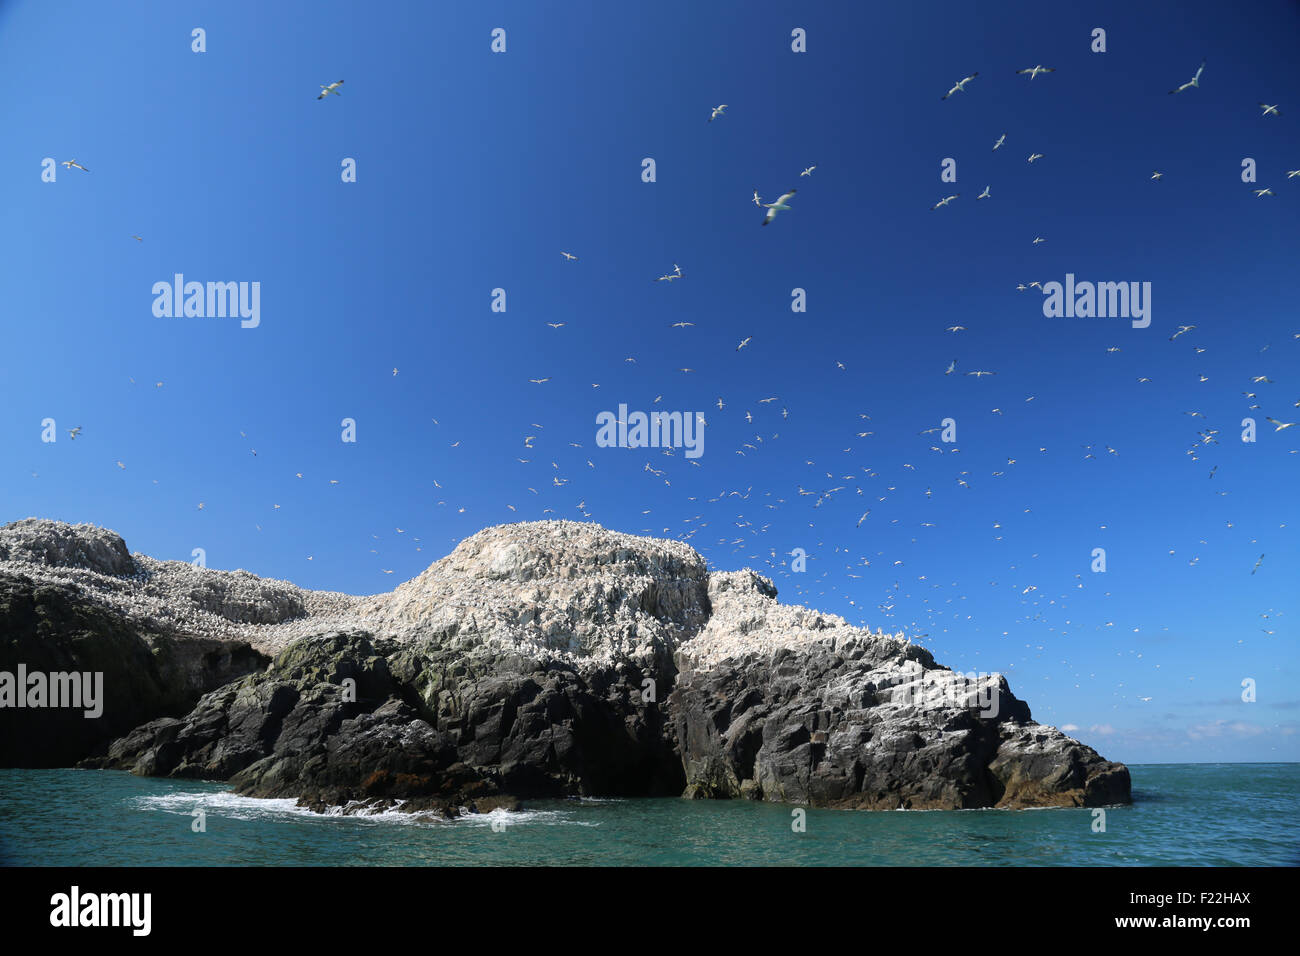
(0, 518, 1130, 815)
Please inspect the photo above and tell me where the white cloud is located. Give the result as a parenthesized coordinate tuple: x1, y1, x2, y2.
(1187, 719, 1267, 741)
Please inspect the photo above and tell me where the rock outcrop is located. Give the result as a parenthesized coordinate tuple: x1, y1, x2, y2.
(0, 571, 266, 767)
(0, 518, 361, 657)
(352, 520, 711, 667)
(670, 571, 1129, 809)
(0, 518, 137, 577)
(2, 518, 1131, 812)
(85, 628, 682, 813)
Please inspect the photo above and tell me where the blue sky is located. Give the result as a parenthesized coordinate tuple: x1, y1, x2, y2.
(2, 0, 1297, 764)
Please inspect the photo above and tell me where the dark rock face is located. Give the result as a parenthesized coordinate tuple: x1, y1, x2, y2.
(985, 723, 1133, 808)
(386, 638, 683, 799)
(670, 648, 1130, 810)
(84, 630, 684, 813)
(89, 615, 1128, 815)
(665, 569, 1130, 810)
(0, 572, 266, 767)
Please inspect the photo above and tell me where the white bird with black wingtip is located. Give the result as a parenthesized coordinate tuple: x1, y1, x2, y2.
(760, 189, 797, 226)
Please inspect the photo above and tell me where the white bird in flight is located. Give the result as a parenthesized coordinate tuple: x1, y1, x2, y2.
(941, 72, 978, 100)
(318, 80, 344, 99)
(1168, 60, 1204, 94)
(931, 194, 959, 210)
(976, 186, 990, 200)
(761, 189, 796, 226)
(1027, 153, 1044, 164)
(561, 251, 577, 260)
(1259, 103, 1281, 117)
(1016, 65, 1055, 79)
(709, 104, 727, 122)
(1254, 188, 1275, 197)
(992, 133, 1006, 151)
(800, 165, 816, 177)
(61, 159, 89, 172)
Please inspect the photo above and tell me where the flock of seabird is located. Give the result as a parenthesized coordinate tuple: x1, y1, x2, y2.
(518, 54, 1294, 712)
(37, 49, 1296, 727)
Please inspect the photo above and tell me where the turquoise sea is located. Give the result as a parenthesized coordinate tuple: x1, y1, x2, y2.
(0, 763, 1295, 866)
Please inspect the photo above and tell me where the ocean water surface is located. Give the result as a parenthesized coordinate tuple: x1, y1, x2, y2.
(0, 763, 1295, 866)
